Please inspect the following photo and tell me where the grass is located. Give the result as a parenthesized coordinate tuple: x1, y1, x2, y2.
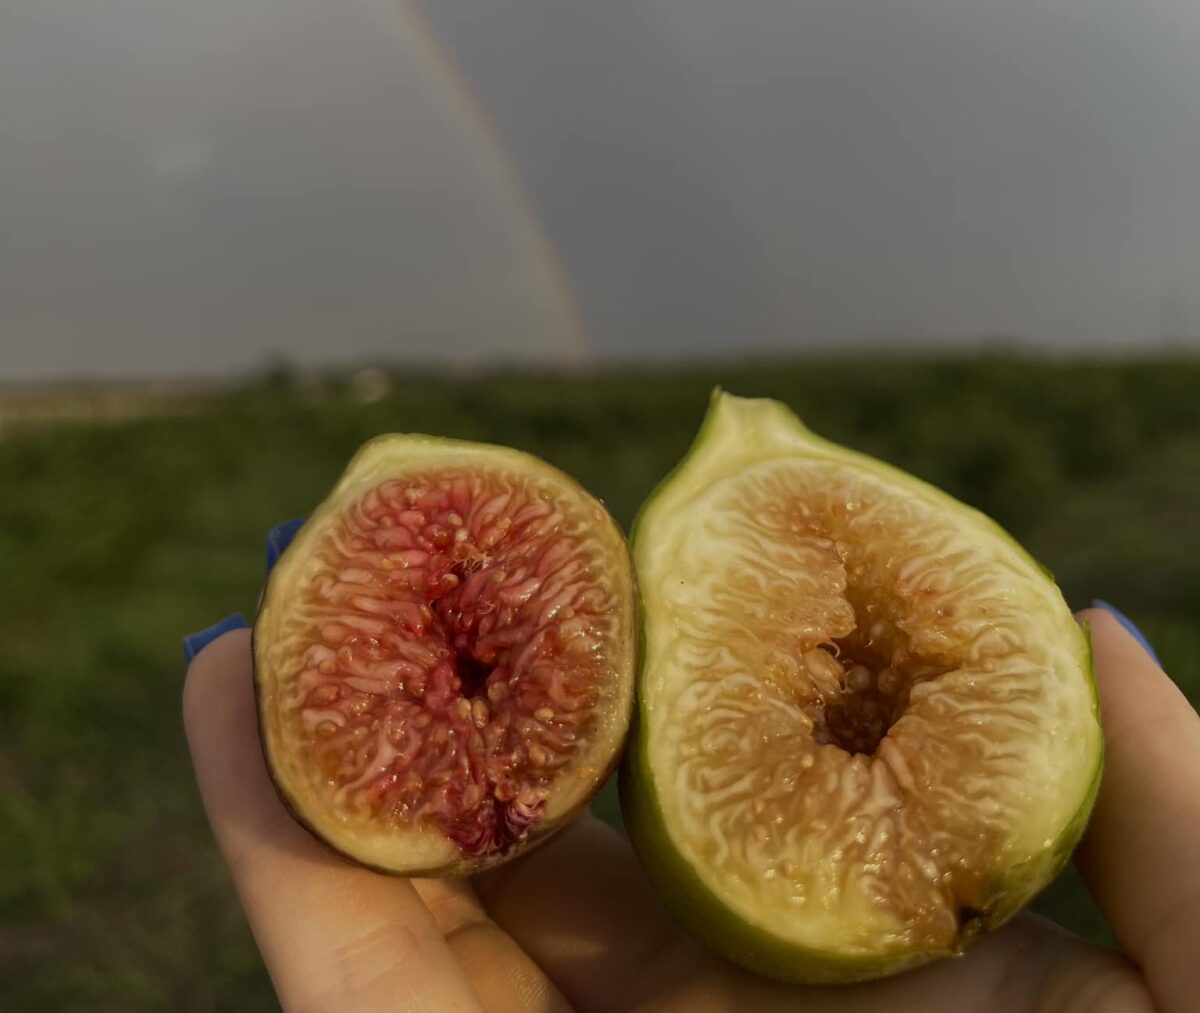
(1, 356, 1197, 1009)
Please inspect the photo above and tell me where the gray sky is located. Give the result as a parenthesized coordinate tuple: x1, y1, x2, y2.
(2, 1, 1200, 381)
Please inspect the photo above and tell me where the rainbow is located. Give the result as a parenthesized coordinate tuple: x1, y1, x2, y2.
(360, 0, 591, 364)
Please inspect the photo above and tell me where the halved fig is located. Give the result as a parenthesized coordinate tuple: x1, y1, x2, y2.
(620, 391, 1102, 982)
(254, 435, 636, 875)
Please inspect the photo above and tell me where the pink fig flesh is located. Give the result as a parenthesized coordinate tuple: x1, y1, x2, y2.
(255, 438, 636, 875)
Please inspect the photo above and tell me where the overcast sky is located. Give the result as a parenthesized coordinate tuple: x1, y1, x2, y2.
(2, 1, 1199, 381)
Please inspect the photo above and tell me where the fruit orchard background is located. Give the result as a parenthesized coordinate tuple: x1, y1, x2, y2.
(2, 357, 1198, 1010)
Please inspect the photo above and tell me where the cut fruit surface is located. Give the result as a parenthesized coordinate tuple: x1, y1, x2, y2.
(621, 392, 1102, 982)
(255, 435, 636, 876)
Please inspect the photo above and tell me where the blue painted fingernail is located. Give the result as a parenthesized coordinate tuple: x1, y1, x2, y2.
(1091, 600, 1161, 665)
(183, 613, 248, 663)
(266, 517, 307, 576)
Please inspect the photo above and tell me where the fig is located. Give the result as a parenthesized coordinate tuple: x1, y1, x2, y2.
(254, 435, 636, 875)
(620, 391, 1102, 982)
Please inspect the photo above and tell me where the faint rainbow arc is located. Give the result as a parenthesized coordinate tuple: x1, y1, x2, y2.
(360, 0, 591, 364)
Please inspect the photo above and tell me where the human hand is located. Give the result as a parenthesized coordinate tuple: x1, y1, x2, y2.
(183, 533, 1196, 1011)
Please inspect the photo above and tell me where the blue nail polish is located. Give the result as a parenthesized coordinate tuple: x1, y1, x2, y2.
(183, 613, 248, 663)
(1091, 600, 1161, 665)
(266, 517, 307, 575)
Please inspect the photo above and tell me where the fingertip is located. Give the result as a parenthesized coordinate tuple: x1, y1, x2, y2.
(182, 613, 248, 663)
(183, 625, 254, 735)
(1075, 606, 1184, 744)
(1089, 600, 1161, 666)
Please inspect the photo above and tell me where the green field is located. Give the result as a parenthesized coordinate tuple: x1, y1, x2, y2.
(3, 357, 1198, 1010)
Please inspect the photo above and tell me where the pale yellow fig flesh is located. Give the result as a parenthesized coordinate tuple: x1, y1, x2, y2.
(621, 391, 1102, 982)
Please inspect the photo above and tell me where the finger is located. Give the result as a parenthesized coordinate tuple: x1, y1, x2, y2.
(183, 628, 484, 1013)
(413, 878, 573, 1013)
(1073, 606, 1200, 1013)
(474, 808, 1074, 1013)
(627, 912, 1149, 1013)
(473, 813, 708, 1011)
(472, 736, 1147, 1013)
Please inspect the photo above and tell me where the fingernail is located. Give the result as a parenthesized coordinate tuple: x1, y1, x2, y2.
(1091, 600, 1161, 665)
(266, 517, 307, 576)
(183, 613, 248, 663)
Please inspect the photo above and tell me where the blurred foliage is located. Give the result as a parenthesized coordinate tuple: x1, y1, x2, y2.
(1, 356, 1197, 1009)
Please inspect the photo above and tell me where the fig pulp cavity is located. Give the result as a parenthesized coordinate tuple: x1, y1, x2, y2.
(254, 436, 636, 876)
(621, 391, 1102, 983)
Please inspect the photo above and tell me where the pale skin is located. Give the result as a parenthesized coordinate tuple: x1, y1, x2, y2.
(184, 608, 1199, 1013)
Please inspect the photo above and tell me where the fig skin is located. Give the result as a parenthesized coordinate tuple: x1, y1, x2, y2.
(253, 433, 638, 878)
(619, 390, 1103, 983)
